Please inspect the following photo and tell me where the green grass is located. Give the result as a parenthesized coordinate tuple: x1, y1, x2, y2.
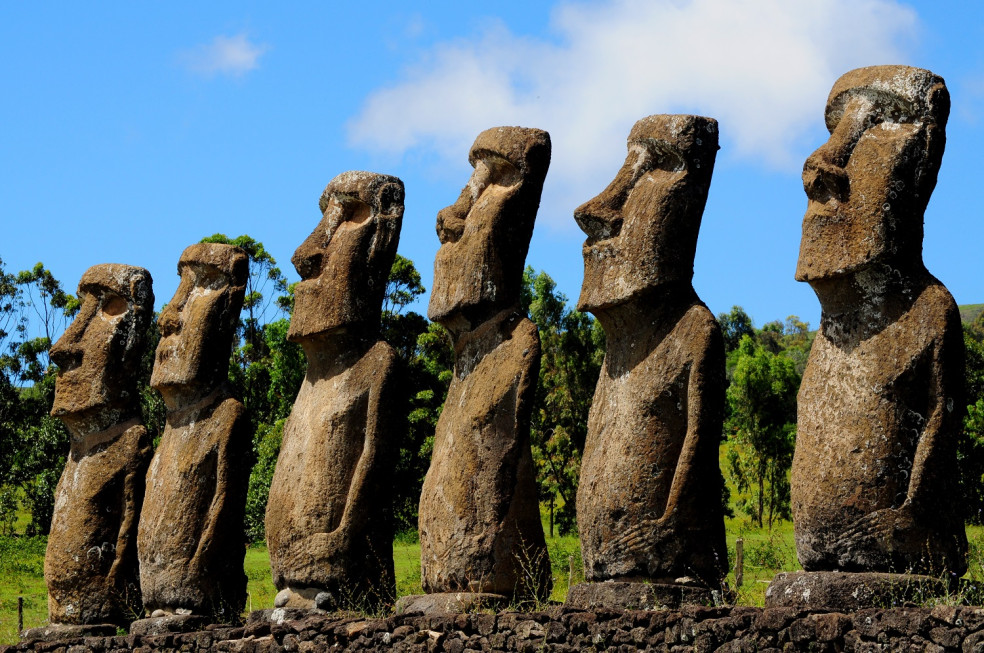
(0, 536, 48, 645)
(5, 522, 984, 644)
(244, 544, 277, 613)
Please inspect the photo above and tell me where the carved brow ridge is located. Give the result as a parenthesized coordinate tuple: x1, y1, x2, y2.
(830, 89, 926, 128)
(630, 138, 687, 173)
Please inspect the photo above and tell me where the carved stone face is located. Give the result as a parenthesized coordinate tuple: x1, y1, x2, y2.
(151, 244, 247, 407)
(575, 115, 717, 313)
(50, 264, 153, 429)
(288, 171, 404, 342)
(795, 65, 948, 282)
(428, 127, 551, 329)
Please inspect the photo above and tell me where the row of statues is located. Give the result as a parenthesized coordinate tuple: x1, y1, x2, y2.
(32, 64, 966, 637)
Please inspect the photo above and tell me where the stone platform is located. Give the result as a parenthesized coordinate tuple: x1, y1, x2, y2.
(10, 604, 984, 652)
(766, 570, 953, 611)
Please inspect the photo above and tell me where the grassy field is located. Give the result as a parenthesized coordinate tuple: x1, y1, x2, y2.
(3, 523, 983, 645)
(960, 303, 984, 324)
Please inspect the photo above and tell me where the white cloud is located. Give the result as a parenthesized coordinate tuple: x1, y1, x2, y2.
(179, 33, 269, 78)
(347, 0, 918, 226)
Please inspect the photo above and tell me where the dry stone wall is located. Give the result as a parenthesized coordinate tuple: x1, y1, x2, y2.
(10, 605, 984, 652)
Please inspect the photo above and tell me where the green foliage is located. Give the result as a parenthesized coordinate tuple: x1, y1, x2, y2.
(959, 324, 984, 523)
(389, 319, 452, 531)
(718, 305, 754, 354)
(522, 267, 604, 535)
(726, 334, 800, 528)
(244, 419, 285, 543)
(383, 254, 425, 316)
(0, 258, 76, 536)
(0, 535, 46, 576)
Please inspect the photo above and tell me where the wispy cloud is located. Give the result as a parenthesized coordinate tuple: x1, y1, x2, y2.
(348, 0, 918, 227)
(179, 33, 269, 78)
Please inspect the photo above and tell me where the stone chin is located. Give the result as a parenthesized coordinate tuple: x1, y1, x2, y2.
(150, 337, 197, 393)
(795, 210, 888, 284)
(287, 279, 367, 342)
(577, 243, 683, 314)
(427, 246, 495, 326)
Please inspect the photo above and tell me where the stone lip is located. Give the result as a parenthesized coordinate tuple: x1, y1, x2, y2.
(394, 592, 511, 615)
(19, 623, 117, 641)
(766, 570, 954, 611)
(565, 580, 726, 611)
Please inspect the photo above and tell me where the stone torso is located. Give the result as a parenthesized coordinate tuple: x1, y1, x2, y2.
(46, 424, 152, 624)
(138, 391, 250, 617)
(792, 281, 966, 574)
(577, 302, 726, 583)
(265, 341, 398, 603)
(419, 312, 549, 597)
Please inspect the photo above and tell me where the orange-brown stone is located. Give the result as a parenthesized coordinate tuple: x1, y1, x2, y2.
(419, 127, 551, 601)
(791, 66, 967, 576)
(265, 171, 404, 611)
(573, 115, 727, 590)
(138, 243, 250, 621)
(46, 264, 155, 626)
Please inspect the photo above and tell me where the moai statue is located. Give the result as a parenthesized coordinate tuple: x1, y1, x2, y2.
(565, 115, 727, 611)
(25, 265, 154, 640)
(408, 127, 552, 612)
(135, 243, 250, 632)
(264, 171, 404, 613)
(767, 66, 967, 610)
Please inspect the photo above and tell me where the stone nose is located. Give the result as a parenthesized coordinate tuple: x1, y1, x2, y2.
(802, 152, 850, 203)
(50, 299, 95, 369)
(292, 231, 324, 281)
(436, 203, 467, 245)
(158, 302, 181, 338)
(574, 192, 624, 242)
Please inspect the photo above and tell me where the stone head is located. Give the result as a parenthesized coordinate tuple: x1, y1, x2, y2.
(151, 243, 247, 408)
(288, 171, 404, 342)
(796, 65, 948, 282)
(50, 264, 154, 434)
(575, 115, 718, 313)
(428, 127, 551, 330)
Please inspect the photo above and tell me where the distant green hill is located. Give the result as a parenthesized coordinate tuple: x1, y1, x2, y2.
(960, 304, 984, 324)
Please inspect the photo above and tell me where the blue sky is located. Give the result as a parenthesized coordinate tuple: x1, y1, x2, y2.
(2, 1, 982, 333)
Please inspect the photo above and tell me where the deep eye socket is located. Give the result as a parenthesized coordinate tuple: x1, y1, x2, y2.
(470, 152, 521, 191)
(328, 194, 373, 227)
(630, 140, 687, 180)
(101, 294, 128, 318)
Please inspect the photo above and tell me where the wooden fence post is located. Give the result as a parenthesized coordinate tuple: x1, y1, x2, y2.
(735, 538, 744, 589)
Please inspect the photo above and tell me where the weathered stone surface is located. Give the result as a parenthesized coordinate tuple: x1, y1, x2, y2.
(265, 171, 403, 611)
(573, 115, 727, 593)
(419, 126, 551, 600)
(766, 571, 951, 611)
(45, 264, 155, 627)
(394, 593, 510, 616)
(791, 65, 967, 576)
(20, 623, 117, 642)
(130, 614, 210, 636)
(566, 580, 721, 611)
(138, 243, 250, 621)
(14, 605, 984, 652)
